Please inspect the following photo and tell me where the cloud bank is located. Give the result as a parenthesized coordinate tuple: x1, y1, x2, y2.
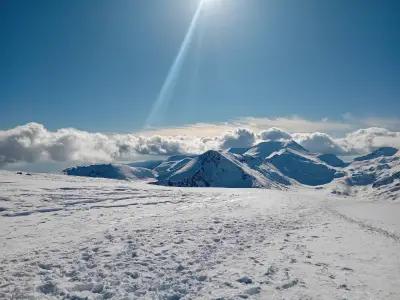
(0, 123, 211, 166)
(0, 121, 399, 167)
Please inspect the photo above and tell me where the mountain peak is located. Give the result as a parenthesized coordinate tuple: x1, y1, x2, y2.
(158, 150, 276, 188)
(243, 140, 306, 160)
(354, 147, 398, 162)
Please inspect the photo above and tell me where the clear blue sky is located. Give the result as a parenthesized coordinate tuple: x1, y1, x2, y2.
(1, 0, 399, 132)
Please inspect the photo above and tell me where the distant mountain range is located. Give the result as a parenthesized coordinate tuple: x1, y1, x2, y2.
(64, 141, 399, 195)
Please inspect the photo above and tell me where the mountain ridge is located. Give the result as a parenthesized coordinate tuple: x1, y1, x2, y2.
(63, 142, 399, 194)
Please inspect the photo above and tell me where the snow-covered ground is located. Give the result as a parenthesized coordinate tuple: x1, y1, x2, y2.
(1, 170, 399, 299)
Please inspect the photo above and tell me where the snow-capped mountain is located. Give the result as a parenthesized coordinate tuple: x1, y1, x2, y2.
(63, 164, 155, 181)
(240, 140, 338, 186)
(157, 150, 278, 188)
(317, 154, 348, 168)
(128, 159, 164, 170)
(227, 147, 249, 155)
(353, 146, 398, 162)
(63, 141, 399, 195)
(242, 140, 307, 162)
(153, 155, 196, 180)
(330, 147, 400, 200)
(264, 148, 337, 186)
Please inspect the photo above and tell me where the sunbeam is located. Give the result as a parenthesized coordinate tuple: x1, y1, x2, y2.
(144, 0, 207, 128)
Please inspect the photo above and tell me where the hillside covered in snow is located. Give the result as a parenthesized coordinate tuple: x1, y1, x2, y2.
(64, 140, 399, 200)
(1, 137, 400, 299)
(1, 170, 400, 299)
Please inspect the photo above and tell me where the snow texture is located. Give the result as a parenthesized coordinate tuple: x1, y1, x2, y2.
(0, 170, 399, 299)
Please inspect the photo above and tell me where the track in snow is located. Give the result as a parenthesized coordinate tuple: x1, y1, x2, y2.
(0, 171, 399, 299)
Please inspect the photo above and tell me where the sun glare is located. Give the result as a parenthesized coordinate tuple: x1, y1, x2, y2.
(202, 0, 220, 4)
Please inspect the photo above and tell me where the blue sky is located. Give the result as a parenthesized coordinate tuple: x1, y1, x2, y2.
(1, 0, 399, 132)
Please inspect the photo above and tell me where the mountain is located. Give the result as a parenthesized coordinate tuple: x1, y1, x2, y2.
(317, 154, 348, 168)
(354, 147, 398, 162)
(128, 160, 163, 169)
(242, 140, 307, 162)
(331, 147, 400, 200)
(153, 155, 196, 180)
(265, 149, 337, 186)
(227, 147, 250, 155)
(165, 154, 197, 162)
(63, 164, 155, 181)
(241, 140, 337, 186)
(62, 142, 399, 193)
(344, 147, 399, 187)
(157, 150, 278, 188)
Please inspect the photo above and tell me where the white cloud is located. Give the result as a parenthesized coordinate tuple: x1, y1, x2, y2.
(259, 127, 292, 141)
(0, 121, 399, 167)
(219, 128, 256, 149)
(293, 132, 347, 155)
(138, 116, 358, 137)
(293, 128, 400, 155)
(0, 123, 210, 166)
(237, 116, 355, 134)
(341, 127, 400, 154)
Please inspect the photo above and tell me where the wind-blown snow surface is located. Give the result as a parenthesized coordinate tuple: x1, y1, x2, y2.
(1, 171, 400, 299)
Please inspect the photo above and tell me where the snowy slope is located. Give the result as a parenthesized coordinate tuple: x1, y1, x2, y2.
(243, 140, 307, 161)
(153, 155, 195, 180)
(63, 163, 155, 181)
(353, 146, 398, 161)
(158, 150, 278, 188)
(128, 159, 164, 169)
(330, 148, 400, 200)
(240, 140, 337, 186)
(1, 170, 400, 299)
(227, 147, 250, 155)
(62, 143, 399, 192)
(317, 154, 348, 168)
(265, 149, 337, 186)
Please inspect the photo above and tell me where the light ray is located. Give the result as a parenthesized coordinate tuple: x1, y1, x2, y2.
(144, 0, 206, 128)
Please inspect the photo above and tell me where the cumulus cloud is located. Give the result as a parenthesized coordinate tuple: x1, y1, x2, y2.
(219, 128, 256, 149)
(341, 127, 400, 154)
(259, 127, 292, 141)
(293, 128, 400, 155)
(0, 123, 211, 166)
(1, 122, 400, 167)
(293, 132, 347, 155)
(257, 128, 349, 155)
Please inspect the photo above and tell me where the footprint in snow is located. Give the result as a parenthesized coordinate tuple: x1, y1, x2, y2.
(265, 265, 278, 277)
(37, 262, 52, 270)
(237, 276, 253, 284)
(245, 287, 261, 295)
(339, 284, 351, 291)
(37, 281, 58, 295)
(277, 279, 299, 290)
